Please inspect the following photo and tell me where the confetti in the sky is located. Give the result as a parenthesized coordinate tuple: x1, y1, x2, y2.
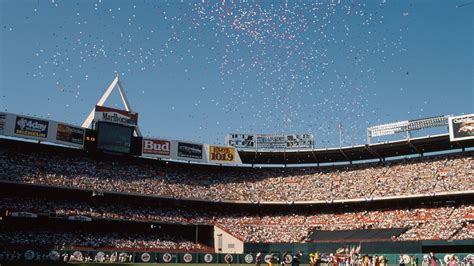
(4, 0, 425, 146)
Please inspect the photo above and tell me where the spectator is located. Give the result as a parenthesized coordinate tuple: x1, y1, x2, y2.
(0, 146, 471, 203)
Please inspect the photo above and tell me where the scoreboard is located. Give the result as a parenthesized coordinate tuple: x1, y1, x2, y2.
(96, 121, 134, 154)
(226, 133, 314, 150)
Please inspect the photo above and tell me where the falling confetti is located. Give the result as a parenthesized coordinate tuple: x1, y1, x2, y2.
(17, 0, 413, 146)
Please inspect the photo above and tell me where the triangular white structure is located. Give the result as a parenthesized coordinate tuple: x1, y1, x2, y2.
(82, 74, 142, 136)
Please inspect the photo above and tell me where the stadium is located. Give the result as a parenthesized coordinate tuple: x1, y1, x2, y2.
(1, 1, 473, 266)
(0, 75, 473, 265)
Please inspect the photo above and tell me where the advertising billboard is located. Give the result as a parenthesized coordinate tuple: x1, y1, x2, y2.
(0, 113, 5, 135)
(449, 114, 474, 141)
(177, 142, 203, 159)
(142, 138, 171, 156)
(56, 123, 85, 146)
(209, 145, 236, 162)
(14, 116, 49, 139)
(94, 105, 138, 127)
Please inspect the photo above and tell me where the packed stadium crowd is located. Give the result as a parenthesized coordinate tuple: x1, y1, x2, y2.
(218, 205, 474, 242)
(0, 144, 473, 252)
(0, 197, 212, 225)
(1, 197, 473, 244)
(0, 230, 211, 252)
(0, 147, 472, 203)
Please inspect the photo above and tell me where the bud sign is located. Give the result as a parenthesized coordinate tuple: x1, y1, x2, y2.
(142, 139, 171, 156)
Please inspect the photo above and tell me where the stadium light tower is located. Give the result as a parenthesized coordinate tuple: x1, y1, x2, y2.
(367, 115, 450, 143)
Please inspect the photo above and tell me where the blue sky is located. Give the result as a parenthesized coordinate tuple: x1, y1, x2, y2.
(0, 0, 472, 147)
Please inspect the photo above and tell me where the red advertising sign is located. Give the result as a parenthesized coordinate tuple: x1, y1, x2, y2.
(94, 105, 138, 126)
(142, 138, 171, 156)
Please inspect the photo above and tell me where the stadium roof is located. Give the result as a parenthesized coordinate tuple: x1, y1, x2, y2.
(238, 134, 474, 165)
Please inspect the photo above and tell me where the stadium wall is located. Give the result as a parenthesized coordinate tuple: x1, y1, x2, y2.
(7, 249, 474, 264)
(214, 226, 244, 253)
(244, 240, 474, 254)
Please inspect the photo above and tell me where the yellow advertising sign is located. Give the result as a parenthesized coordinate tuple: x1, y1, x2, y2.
(209, 145, 235, 162)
